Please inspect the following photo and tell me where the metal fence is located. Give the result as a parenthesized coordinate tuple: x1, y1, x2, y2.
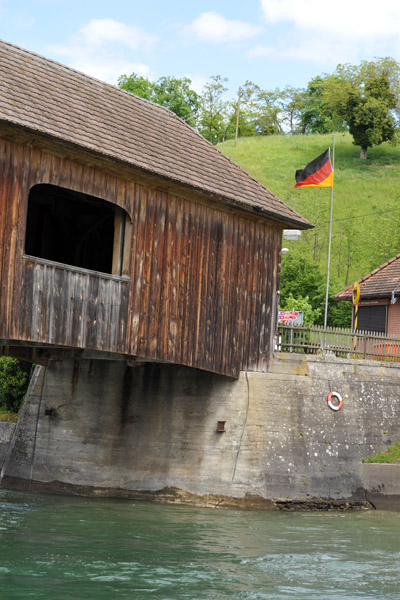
(276, 324, 400, 362)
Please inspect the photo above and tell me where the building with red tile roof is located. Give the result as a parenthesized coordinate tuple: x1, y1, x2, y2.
(335, 254, 400, 334)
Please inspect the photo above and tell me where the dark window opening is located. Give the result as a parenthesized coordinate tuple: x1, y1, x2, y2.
(356, 305, 387, 334)
(25, 184, 126, 275)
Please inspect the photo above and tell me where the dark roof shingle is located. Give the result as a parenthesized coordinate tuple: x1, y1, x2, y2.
(0, 39, 311, 228)
(335, 254, 400, 300)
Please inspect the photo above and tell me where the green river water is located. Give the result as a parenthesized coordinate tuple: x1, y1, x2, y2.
(0, 489, 399, 600)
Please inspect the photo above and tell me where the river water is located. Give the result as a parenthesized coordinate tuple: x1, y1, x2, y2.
(0, 489, 399, 600)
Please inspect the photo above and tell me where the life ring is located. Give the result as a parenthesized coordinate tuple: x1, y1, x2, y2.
(327, 391, 343, 411)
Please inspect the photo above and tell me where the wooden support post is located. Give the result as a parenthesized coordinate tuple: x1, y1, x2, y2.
(112, 207, 131, 277)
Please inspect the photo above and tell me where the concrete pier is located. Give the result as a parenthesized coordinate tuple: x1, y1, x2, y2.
(2, 353, 400, 509)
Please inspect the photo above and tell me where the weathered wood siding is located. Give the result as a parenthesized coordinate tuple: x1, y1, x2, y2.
(21, 258, 129, 352)
(0, 138, 281, 377)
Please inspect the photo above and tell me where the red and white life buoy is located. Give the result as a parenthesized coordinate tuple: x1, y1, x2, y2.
(327, 391, 343, 411)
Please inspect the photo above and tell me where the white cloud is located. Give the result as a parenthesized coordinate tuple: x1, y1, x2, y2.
(252, 0, 400, 68)
(261, 0, 400, 40)
(78, 18, 156, 51)
(247, 35, 362, 66)
(182, 12, 263, 43)
(47, 18, 156, 84)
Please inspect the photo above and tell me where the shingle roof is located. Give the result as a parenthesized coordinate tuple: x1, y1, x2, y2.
(0, 39, 311, 228)
(335, 254, 400, 300)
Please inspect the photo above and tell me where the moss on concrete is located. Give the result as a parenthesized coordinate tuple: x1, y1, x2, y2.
(364, 441, 400, 464)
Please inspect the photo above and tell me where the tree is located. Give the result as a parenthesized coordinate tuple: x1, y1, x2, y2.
(300, 76, 346, 134)
(199, 75, 229, 144)
(345, 75, 397, 159)
(153, 76, 200, 128)
(232, 81, 263, 138)
(222, 81, 271, 141)
(256, 88, 283, 135)
(321, 59, 400, 158)
(118, 73, 200, 128)
(118, 72, 155, 101)
(226, 83, 285, 139)
(279, 86, 307, 135)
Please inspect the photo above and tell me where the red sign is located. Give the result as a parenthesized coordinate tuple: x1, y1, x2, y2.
(279, 311, 299, 322)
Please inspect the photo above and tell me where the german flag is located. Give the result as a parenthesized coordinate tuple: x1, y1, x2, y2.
(295, 148, 333, 188)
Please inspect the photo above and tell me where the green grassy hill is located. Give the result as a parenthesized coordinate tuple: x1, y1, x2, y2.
(219, 133, 400, 294)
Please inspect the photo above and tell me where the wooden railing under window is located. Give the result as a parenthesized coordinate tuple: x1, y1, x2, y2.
(20, 256, 130, 353)
(277, 324, 400, 362)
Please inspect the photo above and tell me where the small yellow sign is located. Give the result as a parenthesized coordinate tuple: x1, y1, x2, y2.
(352, 282, 360, 305)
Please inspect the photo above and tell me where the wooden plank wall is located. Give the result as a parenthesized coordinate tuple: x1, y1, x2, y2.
(128, 184, 281, 375)
(0, 138, 281, 377)
(20, 259, 130, 352)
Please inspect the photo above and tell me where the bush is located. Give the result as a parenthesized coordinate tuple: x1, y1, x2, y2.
(328, 300, 352, 329)
(280, 293, 321, 325)
(0, 357, 32, 413)
(280, 255, 325, 322)
(280, 254, 354, 328)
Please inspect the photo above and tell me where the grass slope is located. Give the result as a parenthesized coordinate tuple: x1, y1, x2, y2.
(219, 133, 400, 293)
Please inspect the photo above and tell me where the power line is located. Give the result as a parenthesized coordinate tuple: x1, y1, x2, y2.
(316, 205, 400, 226)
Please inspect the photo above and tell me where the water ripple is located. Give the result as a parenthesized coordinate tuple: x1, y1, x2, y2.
(1, 489, 400, 599)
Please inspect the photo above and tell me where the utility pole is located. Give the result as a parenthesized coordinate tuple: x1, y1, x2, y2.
(234, 87, 241, 147)
(323, 134, 335, 328)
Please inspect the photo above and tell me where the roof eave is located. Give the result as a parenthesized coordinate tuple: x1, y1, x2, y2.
(335, 292, 393, 301)
(0, 119, 312, 229)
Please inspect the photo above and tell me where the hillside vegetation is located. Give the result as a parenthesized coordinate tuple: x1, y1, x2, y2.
(219, 133, 400, 294)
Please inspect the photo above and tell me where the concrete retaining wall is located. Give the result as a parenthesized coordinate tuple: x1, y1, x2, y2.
(0, 422, 15, 470)
(2, 354, 400, 509)
(361, 464, 400, 510)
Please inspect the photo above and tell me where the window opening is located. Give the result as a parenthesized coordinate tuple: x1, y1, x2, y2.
(25, 184, 130, 276)
(356, 305, 387, 334)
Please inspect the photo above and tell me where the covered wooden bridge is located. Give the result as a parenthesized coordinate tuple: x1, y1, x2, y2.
(0, 39, 310, 378)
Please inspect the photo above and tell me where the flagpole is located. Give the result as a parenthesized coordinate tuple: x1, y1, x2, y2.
(323, 134, 335, 328)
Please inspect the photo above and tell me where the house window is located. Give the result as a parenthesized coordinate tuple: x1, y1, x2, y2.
(25, 184, 130, 276)
(356, 305, 387, 334)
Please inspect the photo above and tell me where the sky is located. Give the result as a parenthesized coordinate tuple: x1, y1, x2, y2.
(1, 0, 400, 97)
